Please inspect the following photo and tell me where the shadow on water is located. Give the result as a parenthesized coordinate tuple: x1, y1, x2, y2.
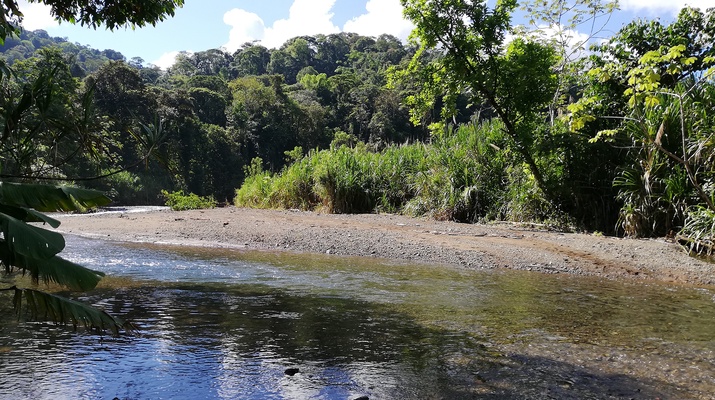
(1, 283, 688, 399)
(1, 236, 713, 399)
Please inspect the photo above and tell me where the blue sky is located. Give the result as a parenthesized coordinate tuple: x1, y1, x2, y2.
(17, 0, 714, 69)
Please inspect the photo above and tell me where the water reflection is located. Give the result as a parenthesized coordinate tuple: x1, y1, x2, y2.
(1, 236, 714, 399)
(1, 284, 488, 399)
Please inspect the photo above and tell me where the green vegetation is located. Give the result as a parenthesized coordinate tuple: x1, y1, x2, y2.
(237, 120, 562, 225)
(0, 0, 184, 333)
(162, 190, 217, 211)
(0, 182, 133, 334)
(236, 3, 715, 254)
(0, 1, 713, 260)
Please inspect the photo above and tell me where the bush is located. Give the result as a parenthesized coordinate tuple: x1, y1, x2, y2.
(234, 157, 274, 208)
(678, 206, 715, 257)
(231, 118, 574, 226)
(405, 120, 508, 222)
(162, 190, 217, 211)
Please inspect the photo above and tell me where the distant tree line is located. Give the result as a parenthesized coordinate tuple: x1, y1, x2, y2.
(1, 30, 436, 204)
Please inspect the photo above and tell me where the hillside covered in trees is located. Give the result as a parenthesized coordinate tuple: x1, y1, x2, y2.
(0, 29, 430, 201)
(1, 2, 714, 252)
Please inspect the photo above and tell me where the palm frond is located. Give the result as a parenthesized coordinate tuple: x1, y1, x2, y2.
(0, 182, 111, 212)
(14, 254, 104, 291)
(0, 211, 65, 260)
(12, 286, 132, 335)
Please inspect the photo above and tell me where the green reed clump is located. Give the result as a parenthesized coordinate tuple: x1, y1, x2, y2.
(370, 144, 427, 213)
(313, 147, 373, 213)
(234, 157, 274, 208)
(234, 144, 425, 214)
(233, 117, 560, 224)
(162, 190, 217, 211)
(267, 151, 321, 209)
(308, 144, 427, 213)
(405, 119, 509, 222)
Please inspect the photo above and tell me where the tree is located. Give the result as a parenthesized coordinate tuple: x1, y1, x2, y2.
(85, 60, 154, 174)
(591, 7, 714, 90)
(1, 0, 185, 44)
(398, 0, 558, 197)
(519, 0, 618, 124)
(189, 87, 227, 126)
(89, 60, 148, 119)
(570, 7, 715, 236)
(313, 33, 353, 75)
(268, 37, 316, 84)
(230, 43, 270, 77)
(229, 75, 297, 169)
(168, 51, 198, 76)
(192, 49, 231, 77)
(1, 0, 184, 333)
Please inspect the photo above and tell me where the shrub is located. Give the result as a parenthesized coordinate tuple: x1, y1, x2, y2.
(234, 157, 274, 208)
(678, 206, 715, 257)
(405, 120, 508, 222)
(162, 190, 217, 211)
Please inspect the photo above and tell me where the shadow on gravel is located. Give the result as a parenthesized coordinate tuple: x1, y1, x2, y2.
(460, 352, 675, 399)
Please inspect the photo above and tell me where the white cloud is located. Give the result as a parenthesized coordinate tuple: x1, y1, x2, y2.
(263, 0, 340, 47)
(620, 0, 715, 14)
(343, 0, 414, 41)
(152, 51, 183, 70)
(534, 25, 593, 60)
(222, 9, 266, 53)
(223, 0, 340, 51)
(17, 0, 58, 30)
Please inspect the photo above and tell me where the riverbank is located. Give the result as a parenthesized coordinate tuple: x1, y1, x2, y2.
(54, 206, 715, 286)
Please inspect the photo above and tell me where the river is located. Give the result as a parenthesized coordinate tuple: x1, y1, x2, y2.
(1, 236, 714, 399)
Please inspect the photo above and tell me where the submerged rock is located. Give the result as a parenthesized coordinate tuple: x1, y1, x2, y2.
(284, 368, 300, 376)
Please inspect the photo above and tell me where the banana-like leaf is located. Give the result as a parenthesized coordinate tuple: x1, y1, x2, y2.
(0, 212, 65, 260)
(0, 240, 15, 273)
(0, 182, 111, 212)
(16, 287, 132, 336)
(0, 204, 61, 227)
(27, 208, 61, 227)
(13, 253, 105, 291)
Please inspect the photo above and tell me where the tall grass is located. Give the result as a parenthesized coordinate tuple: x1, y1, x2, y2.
(405, 119, 508, 222)
(234, 157, 274, 208)
(236, 145, 425, 213)
(313, 147, 375, 213)
(235, 118, 558, 224)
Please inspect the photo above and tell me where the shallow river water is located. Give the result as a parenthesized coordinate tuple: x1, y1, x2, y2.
(1, 236, 715, 399)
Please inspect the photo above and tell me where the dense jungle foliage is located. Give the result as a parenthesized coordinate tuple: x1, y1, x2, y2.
(1, 2, 715, 250)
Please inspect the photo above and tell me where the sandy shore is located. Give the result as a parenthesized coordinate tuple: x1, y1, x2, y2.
(54, 206, 715, 286)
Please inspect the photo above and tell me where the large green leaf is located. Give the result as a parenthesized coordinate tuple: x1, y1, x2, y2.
(15, 254, 104, 291)
(14, 287, 132, 336)
(0, 212, 65, 260)
(0, 182, 111, 212)
(0, 204, 61, 227)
